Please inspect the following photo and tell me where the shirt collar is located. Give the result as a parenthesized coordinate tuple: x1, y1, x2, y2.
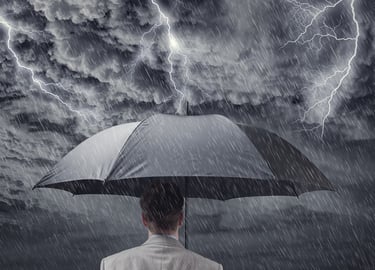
(142, 234, 184, 248)
(149, 233, 178, 240)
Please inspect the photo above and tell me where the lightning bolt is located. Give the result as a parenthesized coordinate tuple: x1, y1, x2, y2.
(128, 0, 189, 112)
(283, 0, 359, 138)
(0, 16, 89, 121)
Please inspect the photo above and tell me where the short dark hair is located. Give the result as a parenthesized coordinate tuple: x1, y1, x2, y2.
(140, 182, 184, 232)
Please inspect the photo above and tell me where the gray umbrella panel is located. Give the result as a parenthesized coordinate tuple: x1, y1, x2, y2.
(37, 121, 140, 184)
(236, 124, 334, 195)
(107, 114, 273, 180)
(34, 114, 333, 200)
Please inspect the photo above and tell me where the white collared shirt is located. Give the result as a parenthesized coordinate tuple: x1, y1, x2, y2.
(149, 233, 178, 240)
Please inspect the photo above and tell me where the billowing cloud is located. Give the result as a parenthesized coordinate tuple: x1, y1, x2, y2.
(0, 0, 374, 269)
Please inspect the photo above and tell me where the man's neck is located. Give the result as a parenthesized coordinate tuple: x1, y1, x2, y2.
(148, 230, 179, 240)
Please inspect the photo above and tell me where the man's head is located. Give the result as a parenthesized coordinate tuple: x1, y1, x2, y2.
(140, 182, 184, 235)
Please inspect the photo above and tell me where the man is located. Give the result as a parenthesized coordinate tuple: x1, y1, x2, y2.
(100, 182, 223, 270)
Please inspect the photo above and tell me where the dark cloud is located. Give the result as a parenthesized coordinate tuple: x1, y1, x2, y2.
(0, 0, 374, 269)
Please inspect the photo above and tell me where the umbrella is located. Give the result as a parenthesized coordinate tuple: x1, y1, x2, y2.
(33, 113, 334, 247)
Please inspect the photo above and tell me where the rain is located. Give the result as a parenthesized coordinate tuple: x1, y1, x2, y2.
(0, 0, 374, 269)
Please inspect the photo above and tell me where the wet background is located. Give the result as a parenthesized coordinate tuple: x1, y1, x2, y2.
(1, 0, 375, 269)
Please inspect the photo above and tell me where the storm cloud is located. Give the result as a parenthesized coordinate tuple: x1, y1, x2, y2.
(0, 0, 374, 269)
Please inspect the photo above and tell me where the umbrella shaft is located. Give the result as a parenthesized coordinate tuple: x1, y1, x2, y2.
(184, 178, 188, 249)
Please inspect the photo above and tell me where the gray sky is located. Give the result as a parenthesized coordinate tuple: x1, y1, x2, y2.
(0, 0, 374, 269)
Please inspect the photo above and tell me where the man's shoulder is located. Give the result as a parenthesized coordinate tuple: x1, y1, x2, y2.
(102, 245, 143, 262)
(183, 249, 222, 269)
(101, 246, 147, 269)
(101, 245, 222, 270)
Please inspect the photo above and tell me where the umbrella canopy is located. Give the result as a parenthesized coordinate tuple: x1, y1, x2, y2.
(33, 114, 333, 200)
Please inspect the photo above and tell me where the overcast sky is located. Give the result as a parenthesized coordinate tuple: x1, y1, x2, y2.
(0, 0, 374, 269)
